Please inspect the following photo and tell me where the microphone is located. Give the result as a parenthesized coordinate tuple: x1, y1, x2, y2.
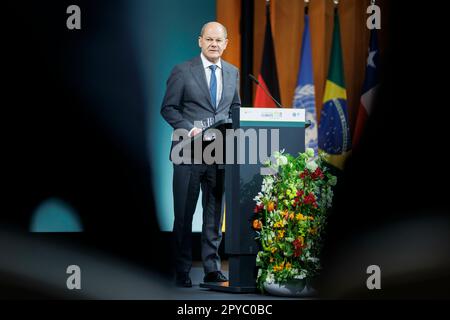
(249, 74, 283, 108)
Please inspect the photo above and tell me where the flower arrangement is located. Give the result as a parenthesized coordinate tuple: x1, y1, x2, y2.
(252, 148, 337, 292)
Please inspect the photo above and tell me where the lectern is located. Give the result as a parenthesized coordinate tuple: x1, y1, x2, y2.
(200, 107, 306, 293)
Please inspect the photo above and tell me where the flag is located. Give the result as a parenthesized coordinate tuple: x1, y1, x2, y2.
(318, 12, 351, 170)
(353, 29, 380, 148)
(254, 3, 281, 108)
(293, 13, 318, 155)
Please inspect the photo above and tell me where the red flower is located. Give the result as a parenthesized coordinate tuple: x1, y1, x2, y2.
(299, 170, 309, 179)
(294, 248, 303, 257)
(303, 193, 317, 205)
(293, 239, 302, 249)
(253, 204, 264, 214)
(293, 190, 304, 207)
(293, 237, 305, 257)
(311, 167, 324, 180)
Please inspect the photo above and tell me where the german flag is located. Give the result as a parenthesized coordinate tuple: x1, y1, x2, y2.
(254, 2, 280, 108)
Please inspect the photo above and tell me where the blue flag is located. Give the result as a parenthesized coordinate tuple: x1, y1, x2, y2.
(293, 14, 318, 155)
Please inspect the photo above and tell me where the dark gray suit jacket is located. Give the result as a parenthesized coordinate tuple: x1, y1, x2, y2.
(161, 56, 241, 160)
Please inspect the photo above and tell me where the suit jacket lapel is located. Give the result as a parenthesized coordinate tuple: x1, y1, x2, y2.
(217, 63, 231, 111)
(190, 57, 215, 111)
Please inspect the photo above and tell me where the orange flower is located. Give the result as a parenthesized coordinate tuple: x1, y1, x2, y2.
(285, 262, 292, 270)
(282, 210, 289, 219)
(273, 265, 282, 272)
(295, 213, 305, 221)
(289, 213, 295, 220)
(273, 261, 285, 272)
(308, 216, 314, 221)
(252, 219, 262, 230)
(267, 202, 275, 212)
(277, 230, 285, 239)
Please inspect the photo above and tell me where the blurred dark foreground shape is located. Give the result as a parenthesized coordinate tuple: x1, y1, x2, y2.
(2, 0, 172, 298)
(317, 0, 450, 299)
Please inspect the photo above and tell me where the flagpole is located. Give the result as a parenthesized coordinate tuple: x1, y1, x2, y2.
(333, 0, 339, 14)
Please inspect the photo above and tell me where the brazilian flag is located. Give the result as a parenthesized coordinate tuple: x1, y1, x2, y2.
(318, 13, 351, 170)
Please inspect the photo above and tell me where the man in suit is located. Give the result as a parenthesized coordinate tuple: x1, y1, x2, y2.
(161, 22, 241, 287)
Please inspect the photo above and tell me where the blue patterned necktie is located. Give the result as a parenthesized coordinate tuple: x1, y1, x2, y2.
(209, 65, 217, 108)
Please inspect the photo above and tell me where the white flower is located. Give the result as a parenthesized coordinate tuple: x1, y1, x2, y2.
(294, 274, 307, 280)
(293, 269, 308, 280)
(253, 192, 263, 204)
(306, 148, 315, 158)
(265, 176, 274, 185)
(261, 177, 274, 193)
(306, 160, 318, 172)
(276, 155, 288, 166)
(307, 257, 319, 263)
(266, 272, 275, 284)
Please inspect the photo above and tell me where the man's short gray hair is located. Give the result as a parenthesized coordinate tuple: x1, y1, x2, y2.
(200, 22, 228, 39)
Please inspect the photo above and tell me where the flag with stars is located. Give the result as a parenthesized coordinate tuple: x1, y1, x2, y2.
(353, 29, 380, 148)
(318, 12, 351, 170)
(293, 13, 318, 155)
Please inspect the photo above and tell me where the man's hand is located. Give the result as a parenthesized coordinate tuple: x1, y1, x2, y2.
(189, 127, 203, 137)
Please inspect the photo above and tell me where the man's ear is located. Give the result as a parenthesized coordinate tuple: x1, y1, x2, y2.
(198, 36, 202, 48)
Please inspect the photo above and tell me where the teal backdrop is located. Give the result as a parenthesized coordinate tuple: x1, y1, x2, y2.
(130, 0, 216, 232)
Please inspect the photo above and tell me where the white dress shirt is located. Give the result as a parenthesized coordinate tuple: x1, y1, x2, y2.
(189, 54, 223, 137)
(200, 53, 223, 108)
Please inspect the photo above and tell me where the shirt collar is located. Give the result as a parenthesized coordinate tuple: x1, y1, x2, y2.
(200, 53, 222, 70)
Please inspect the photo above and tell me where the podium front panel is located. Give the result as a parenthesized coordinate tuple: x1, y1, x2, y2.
(225, 108, 305, 255)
